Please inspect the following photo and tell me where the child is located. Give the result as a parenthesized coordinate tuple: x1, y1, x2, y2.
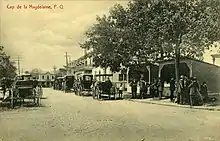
(119, 83, 123, 99)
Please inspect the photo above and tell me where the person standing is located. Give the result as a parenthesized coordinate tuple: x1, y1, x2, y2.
(105, 77, 112, 99)
(2, 84, 6, 98)
(170, 78, 175, 102)
(188, 77, 203, 106)
(157, 78, 164, 100)
(200, 82, 208, 103)
(151, 79, 158, 98)
(119, 83, 123, 99)
(183, 76, 190, 104)
(139, 77, 146, 99)
(130, 79, 137, 99)
(177, 75, 185, 104)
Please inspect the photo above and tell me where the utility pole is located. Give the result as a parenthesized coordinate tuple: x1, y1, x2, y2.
(13, 55, 23, 75)
(65, 52, 69, 67)
(18, 56, 20, 75)
(68, 56, 71, 64)
(53, 66, 57, 74)
(11, 55, 23, 76)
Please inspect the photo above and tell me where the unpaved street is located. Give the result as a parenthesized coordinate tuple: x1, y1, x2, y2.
(0, 88, 220, 141)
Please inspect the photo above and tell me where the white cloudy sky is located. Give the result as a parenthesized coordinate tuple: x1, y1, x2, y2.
(1, 0, 128, 71)
(1, 0, 220, 72)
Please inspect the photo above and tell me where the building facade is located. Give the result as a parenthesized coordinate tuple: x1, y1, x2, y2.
(37, 72, 55, 87)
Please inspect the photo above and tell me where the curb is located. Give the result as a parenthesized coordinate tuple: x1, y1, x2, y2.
(127, 99, 220, 111)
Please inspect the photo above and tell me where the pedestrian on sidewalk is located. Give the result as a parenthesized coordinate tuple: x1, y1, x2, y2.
(183, 76, 190, 104)
(189, 77, 203, 106)
(170, 78, 175, 102)
(119, 83, 123, 99)
(130, 79, 137, 99)
(140, 76, 146, 99)
(200, 82, 208, 103)
(157, 78, 164, 100)
(177, 75, 185, 104)
(105, 77, 112, 99)
(151, 78, 158, 99)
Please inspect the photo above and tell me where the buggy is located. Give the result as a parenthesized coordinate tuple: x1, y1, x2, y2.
(93, 81, 117, 100)
(9, 79, 42, 108)
(76, 75, 93, 96)
(63, 75, 75, 93)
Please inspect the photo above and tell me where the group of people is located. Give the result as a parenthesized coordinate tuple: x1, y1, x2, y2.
(130, 76, 164, 99)
(175, 75, 208, 106)
(129, 75, 210, 106)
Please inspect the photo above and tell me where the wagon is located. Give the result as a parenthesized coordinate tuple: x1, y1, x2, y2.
(9, 79, 42, 108)
(63, 75, 75, 93)
(93, 81, 117, 100)
(77, 75, 93, 96)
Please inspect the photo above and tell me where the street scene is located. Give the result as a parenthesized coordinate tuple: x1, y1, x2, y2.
(1, 88, 220, 141)
(1, 0, 220, 140)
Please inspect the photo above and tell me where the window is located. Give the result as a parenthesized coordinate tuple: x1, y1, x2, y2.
(119, 74, 123, 81)
(47, 76, 49, 80)
(124, 74, 127, 81)
(42, 75, 44, 79)
(52, 76, 54, 79)
(119, 74, 127, 81)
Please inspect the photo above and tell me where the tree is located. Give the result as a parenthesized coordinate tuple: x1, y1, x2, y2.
(80, 0, 220, 81)
(0, 46, 17, 79)
(144, 0, 220, 88)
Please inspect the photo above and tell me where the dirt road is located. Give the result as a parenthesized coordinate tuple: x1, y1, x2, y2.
(0, 88, 220, 141)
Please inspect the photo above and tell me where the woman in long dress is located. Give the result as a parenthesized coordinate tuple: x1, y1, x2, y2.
(188, 77, 203, 106)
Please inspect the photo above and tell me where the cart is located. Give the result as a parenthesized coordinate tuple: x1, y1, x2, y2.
(77, 75, 93, 96)
(9, 79, 41, 108)
(63, 75, 75, 93)
(93, 81, 117, 100)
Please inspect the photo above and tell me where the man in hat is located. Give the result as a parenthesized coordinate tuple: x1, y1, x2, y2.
(177, 75, 185, 104)
(130, 79, 138, 99)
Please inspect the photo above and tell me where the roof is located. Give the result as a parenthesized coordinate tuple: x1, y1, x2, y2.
(211, 54, 220, 58)
(157, 56, 220, 68)
(77, 52, 94, 61)
(39, 71, 54, 75)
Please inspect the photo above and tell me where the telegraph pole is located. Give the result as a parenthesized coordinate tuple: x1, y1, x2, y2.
(65, 52, 69, 67)
(12, 55, 23, 76)
(17, 56, 20, 75)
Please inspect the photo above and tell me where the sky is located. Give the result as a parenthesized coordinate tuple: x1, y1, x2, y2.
(1, 0, 220, 72)
(1, 0, 128, 72)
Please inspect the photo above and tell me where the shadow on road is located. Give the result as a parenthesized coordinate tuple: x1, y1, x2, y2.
(0, 100, 46, 111)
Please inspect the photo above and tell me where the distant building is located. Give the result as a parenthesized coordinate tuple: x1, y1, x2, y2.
(66, 49, 93, 79)
(37, 71, 55, 87)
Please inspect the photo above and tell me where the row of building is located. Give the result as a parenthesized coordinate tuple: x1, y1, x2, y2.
(61, 48, 220, 95)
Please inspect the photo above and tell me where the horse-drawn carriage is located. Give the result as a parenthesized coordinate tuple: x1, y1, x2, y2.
(54, 77, 64, 90)
(63, 75, 75, 93)
(92, 81, 117, 100)
(8, 79, 42, 108)
(74, 75, 93, 96)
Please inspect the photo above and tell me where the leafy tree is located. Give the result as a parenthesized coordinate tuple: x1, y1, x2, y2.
(143, 0, 220, 85)
(0, 46, 17, 79)
(80, 0, 220, 83)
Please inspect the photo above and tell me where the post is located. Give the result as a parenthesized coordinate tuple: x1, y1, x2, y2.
(65, 52, 68, 67)
(18, 56, 20, 75)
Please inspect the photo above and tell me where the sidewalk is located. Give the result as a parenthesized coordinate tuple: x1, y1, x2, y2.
(122, 91, 220, 111)
(127, 98, 220, 111)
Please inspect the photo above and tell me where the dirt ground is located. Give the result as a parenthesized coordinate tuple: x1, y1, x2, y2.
(0, 88, 220, 141)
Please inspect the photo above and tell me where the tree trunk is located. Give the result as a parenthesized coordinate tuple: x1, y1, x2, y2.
(175, 45, 180, 91)
(160, 46, 164, 59)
